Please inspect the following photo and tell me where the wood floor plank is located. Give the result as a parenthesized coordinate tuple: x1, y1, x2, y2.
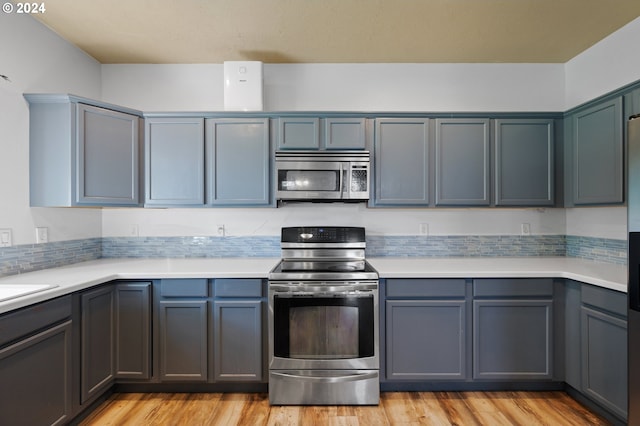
(79, 391, 611, 426)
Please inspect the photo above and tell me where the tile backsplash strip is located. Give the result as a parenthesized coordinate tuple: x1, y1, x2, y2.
(0, 234, 627, 278)
(0, 238, 102, 277)
(565, 235, 627, 264)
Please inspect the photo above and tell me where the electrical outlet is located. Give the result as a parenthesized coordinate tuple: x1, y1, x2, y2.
(0, 229, 12, 247)
(419, 223, 429, 235)
(35, 227, 49, 243)
(217, 224, 226, 237)
(130, 224, 139, 237)
(521, 223, 531, 236)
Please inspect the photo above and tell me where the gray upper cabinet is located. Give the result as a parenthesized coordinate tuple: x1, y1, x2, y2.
(324, 118, 366, 149)
(435, 118, 490, 206)
(277, 117, 320, 149)
(374, 118, 430, 205)
(206, 118, 271, 206)
(495, 119, 554, 206)
(145, 117, 205, 206)
(26, 95, 141, 207)
(570, 97, 623, 205)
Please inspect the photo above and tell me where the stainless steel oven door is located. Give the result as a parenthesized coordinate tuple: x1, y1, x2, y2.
(268, 281, 379, 370)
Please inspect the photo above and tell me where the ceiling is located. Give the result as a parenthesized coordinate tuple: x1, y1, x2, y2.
(29, 0, 640, 64)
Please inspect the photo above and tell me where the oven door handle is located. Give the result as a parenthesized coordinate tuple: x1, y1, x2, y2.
(270, 284, 377, 293)
(270, 371, 378, 383)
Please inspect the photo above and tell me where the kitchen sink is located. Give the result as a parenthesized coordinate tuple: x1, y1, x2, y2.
(0, 284, 58, 302)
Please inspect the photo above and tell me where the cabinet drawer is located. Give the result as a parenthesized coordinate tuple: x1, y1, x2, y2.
(581, 284, 626, 317)
(473, 278, 553, 298)
(214, 279, 263, 298)
(160, 279, 208, 297)
(0, 295, 72, 347)
(386, 279, 466, 298)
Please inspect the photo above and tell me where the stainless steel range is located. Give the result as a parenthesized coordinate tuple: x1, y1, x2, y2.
(268, 226, 379, 405)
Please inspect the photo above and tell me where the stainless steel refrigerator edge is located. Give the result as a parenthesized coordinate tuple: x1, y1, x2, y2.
(628, 114, 640, 425)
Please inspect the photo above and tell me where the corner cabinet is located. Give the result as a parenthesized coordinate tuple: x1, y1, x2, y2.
(374, 118, 430, 205)
(205, 118, 271, 206)
(145, 117, 205, 206)
(569, 97, 623, 205)
(26, 95, 141, 207)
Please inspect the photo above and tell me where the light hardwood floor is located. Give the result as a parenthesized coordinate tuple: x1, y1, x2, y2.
(79, 391, 610, 425)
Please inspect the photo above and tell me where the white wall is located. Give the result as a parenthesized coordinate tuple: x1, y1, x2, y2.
(0, 14, 103, 245)
(102, 205, 565, 238)
(102, 63, 565, 112)
(565, 17, 640, 110)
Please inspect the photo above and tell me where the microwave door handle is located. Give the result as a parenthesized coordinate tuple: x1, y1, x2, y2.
(339, 163, 344, 198)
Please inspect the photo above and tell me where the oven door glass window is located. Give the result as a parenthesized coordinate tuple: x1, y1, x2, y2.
(273, 295, 375, 359)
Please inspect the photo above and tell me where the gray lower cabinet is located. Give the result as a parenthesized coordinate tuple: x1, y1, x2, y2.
(80, 285, 116, 403)
(570, 97, 623, 205)
(158, 279, 209, 382)
(213, 279, 264, 381)
(115, 281, 152, 379)
(435, 118, 490, 206)
(473, 279, 553, 380)
(374, 118, 430, 205)
(145, 117, 205, 206)
(495, 119, 554, 206)
(580, 285, 627, 419)
(205, 118, 271, 206)
(26, 95, 141, 207)
(385, 279, 468, 380)
(0, 297, 73, 426)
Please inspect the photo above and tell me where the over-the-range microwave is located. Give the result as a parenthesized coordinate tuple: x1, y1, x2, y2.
(275, 151, 370, 202)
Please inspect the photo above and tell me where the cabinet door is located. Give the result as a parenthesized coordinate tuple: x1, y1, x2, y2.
(473, 300, 553, 380)
(572, 98, 623, 205)
(81, 286, 115, 403)
(374, 118, 430, 205)
(435, 118, 490, 206)
(0, 321, 72, 426)
(115, 282, 151, 380)
(581, 306, 627, 419)
(213, 300, 263, 381)
(277, 117, 320, 149)
(495, 119, 554, 206)
(77, 104, 140, 206)
(145, 117, 205, 206)
(159, 300, 208, 381)
(206, 118, 271, 205)
(386, 300, 467, 380)
(325, 118, 366, 149)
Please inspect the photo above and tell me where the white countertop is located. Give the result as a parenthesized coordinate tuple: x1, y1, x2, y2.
(0, 256, 627, 314)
